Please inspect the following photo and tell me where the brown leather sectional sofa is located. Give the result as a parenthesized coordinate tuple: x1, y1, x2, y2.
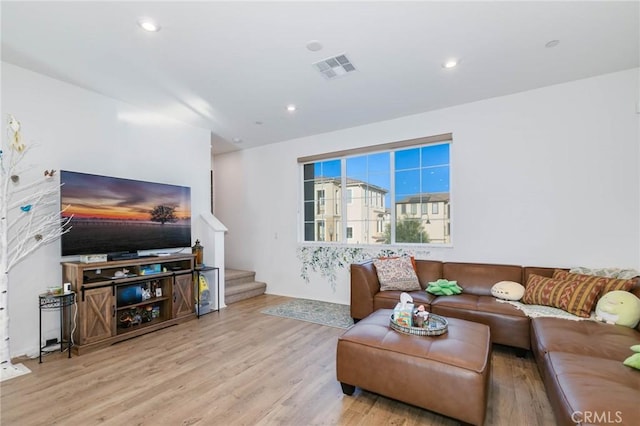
(350, 259, 640, 425)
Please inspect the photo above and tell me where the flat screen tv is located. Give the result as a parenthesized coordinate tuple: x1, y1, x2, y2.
(60, 170, 191, 258)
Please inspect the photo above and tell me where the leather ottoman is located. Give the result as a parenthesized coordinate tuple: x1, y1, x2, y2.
(337, 309, 491, 426)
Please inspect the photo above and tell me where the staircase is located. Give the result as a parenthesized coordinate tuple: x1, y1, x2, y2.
(225, 269, 267, 304)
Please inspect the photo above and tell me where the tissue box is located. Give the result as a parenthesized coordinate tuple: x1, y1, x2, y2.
(394, 302, 414, 327)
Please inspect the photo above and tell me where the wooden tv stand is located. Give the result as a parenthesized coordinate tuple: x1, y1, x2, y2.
(62, 254, 196, 355)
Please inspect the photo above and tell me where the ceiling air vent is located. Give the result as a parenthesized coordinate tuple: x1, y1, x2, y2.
(313, 54, 356, 80)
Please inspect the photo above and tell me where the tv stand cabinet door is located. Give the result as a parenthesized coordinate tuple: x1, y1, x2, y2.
(172, 274, 194, 318)
(79, 287, 115, 344)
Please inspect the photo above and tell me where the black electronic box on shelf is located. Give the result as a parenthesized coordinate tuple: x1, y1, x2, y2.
(107, 251, 140, 261)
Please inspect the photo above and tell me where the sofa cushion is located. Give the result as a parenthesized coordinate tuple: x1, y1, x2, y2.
(522, 274, 603, 318)
(553, 269, 635, 300)
(432, 294, 527, 317)
(531, 317, 640, 361)
(373, 257, 421, 291)
(442, 262, 522, 296)
(431, 294, 531, 349)
(540, 352, 640, 426)
(414, 260, 444, 290)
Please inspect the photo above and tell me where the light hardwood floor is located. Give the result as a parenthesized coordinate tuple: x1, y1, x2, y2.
(1, 295, 555, 425)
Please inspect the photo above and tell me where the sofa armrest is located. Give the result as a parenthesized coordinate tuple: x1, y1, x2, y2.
(350, 260, 381, 320)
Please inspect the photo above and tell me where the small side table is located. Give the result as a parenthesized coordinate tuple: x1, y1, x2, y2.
(194, 266, 220, 317)
(38, 292, 75, 363)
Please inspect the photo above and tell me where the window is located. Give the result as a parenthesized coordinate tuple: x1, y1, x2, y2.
(317, 220, 325, 241)
(316, 190, 325, 214)
(302, 159, 340, 242)
(300, 134, 451, 244)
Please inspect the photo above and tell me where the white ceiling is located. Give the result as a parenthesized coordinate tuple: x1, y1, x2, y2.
(2, 1, 638, 154)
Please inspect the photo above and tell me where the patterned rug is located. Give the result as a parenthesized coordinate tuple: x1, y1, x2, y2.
(260, 299, 354, 329)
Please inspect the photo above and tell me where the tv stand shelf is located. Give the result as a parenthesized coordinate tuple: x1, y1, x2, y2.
(62, 254, 196, 355)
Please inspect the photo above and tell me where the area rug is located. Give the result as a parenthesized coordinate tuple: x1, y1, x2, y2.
(260, 299, 354, 329)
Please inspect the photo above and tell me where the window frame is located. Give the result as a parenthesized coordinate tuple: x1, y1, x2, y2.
(299, 133, 452, 246)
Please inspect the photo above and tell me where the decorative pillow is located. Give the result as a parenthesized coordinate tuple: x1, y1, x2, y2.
(623, 345, 640, 370)
(491, 281, 525, 301)
(378, 255, 417, 272)
(553, 270, 635, 300)
(426, 279, 463, 296)
(522, 274, 603, 318)
(595, 291, 640, 328)
(373, 257, 421, 291)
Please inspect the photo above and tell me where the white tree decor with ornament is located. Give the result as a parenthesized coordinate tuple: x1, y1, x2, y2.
(1, 115, 71, 381)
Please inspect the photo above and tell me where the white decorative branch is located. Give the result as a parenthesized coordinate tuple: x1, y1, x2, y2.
(1, 115, 70, 381)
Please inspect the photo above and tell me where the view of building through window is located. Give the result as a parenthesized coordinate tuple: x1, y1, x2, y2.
(302, 142, 450, 244)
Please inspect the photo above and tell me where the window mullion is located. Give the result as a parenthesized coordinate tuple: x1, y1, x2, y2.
(341, 158, 347, 244)
(390, 151, 396, 244)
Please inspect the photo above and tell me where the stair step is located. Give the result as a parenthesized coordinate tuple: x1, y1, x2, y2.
(225, 269, 257, 287)
(224, 269, 266, 304)
(225, 281, 267, 305)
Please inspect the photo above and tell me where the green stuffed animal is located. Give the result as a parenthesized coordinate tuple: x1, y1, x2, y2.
(594, 290, 640, 328)
(426, 279, 463, 296)
(623, 344, 640, 370)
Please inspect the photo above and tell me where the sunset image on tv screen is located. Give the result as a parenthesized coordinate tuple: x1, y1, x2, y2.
(60, 171, 191, 256)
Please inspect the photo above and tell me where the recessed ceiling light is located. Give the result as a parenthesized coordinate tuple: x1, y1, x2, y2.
(442, 59, 459, 69)
(138, 19, 160, 32)
(306, 40, 323, 52)
(286, 104, 297, 112)
(545, 40, 560, 48)
(232, 138, 243, 144)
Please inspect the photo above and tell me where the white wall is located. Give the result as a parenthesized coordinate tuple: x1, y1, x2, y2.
(1, 63, 211, 358)
(215, 68, 640, 305)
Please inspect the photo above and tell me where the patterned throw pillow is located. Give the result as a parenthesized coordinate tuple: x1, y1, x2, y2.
(522, 274, 604, 318)
(553, 270, 635, 300)
(373, 257, 421, 291)
(378, 256, 417, 272)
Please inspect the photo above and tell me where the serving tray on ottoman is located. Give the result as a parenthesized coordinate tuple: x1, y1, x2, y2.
(337, 309, 491, 426)
(390, 312, 448, 336)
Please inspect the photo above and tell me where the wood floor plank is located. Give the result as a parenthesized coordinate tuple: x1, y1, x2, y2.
(1, 294, 554, 425)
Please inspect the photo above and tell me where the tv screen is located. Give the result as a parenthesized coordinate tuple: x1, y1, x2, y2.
(60, 170, 191, 257)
